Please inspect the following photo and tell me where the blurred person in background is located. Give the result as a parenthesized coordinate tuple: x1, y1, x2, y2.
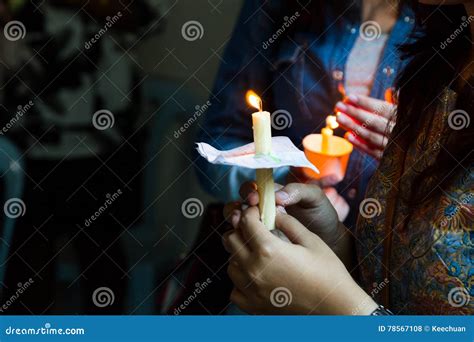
(0, 0, 161, 313)
(196, 0, 411, 228)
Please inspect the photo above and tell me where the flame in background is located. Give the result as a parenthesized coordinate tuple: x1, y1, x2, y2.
(326, 115, 339, 130)
(337, 83, 346, 99)
(246, 90, 263, 112)
(385, 87, 395, 104)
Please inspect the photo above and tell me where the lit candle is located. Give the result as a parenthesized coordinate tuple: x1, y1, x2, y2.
(321, 115, 339, 154)
(384, 87, 395, 104)
(246, 90, 276, 231)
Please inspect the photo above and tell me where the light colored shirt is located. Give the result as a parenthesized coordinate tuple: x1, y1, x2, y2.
(345, 34, 389, 96)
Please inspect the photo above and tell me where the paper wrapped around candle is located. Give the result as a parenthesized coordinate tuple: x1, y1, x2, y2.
(196, 137, 319, 173)
(302, 134, 353, 182)
(196, 136, 319, 230)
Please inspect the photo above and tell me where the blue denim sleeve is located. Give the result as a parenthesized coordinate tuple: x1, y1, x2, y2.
(194, 0, 289, 201)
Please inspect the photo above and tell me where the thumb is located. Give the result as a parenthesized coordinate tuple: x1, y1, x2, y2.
(275, 212, 313, 247)
(275, 183, 327, 209)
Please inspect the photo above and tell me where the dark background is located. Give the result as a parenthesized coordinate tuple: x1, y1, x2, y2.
(0, 0, 243, 315)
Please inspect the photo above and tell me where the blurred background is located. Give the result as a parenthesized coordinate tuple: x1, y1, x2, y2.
(0, 0, 244, 314)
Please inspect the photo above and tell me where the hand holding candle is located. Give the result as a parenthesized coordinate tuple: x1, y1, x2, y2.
(247, 90, 276, 230)
(197, 90, 319, 231)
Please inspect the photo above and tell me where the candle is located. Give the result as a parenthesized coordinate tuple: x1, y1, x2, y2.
(321, 115, 339, 154)
(384, 87, 395, 104)
(246, 90, 276, 231)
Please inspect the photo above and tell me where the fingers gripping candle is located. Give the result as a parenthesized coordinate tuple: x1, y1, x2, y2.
(247, 90, 276, 230)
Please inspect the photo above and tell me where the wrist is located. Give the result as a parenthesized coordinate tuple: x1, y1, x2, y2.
(326, 222, 350, 249)
(344, 283, 378, 315)
(324, 273, 378, 315)
(308, 267, 377, 315)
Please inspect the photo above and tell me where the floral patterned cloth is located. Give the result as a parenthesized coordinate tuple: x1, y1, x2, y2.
(355, 88, 473, 314)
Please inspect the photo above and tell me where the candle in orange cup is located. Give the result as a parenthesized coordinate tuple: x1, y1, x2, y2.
(246, 90, 276, 231)
(321, 115, 339, 154)
(303, 115, 353, 182)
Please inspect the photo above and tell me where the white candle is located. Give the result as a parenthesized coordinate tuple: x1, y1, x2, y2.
(247, 91, 276, 230)
(321, 115, 339, 154)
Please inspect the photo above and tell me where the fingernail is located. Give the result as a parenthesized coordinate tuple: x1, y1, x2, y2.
(348, 94, 359, 104)
(337, 113, 347, 124)
(336, 102, 347, 112)
(231, 211, 240, 226)
(275, 191, 290, 202)
(346, 133, 355, 142)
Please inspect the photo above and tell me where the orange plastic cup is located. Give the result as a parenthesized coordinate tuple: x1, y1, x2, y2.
(302, 134, 353, 181)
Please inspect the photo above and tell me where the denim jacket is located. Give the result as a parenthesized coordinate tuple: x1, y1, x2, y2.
(195, 0, 415, 227)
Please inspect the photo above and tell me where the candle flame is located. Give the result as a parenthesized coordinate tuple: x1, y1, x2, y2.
(384, 87, 395, 104)
(246, 90, 263, 112)
(337, 83, 346, 99)
(326, 115, 339, 130)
